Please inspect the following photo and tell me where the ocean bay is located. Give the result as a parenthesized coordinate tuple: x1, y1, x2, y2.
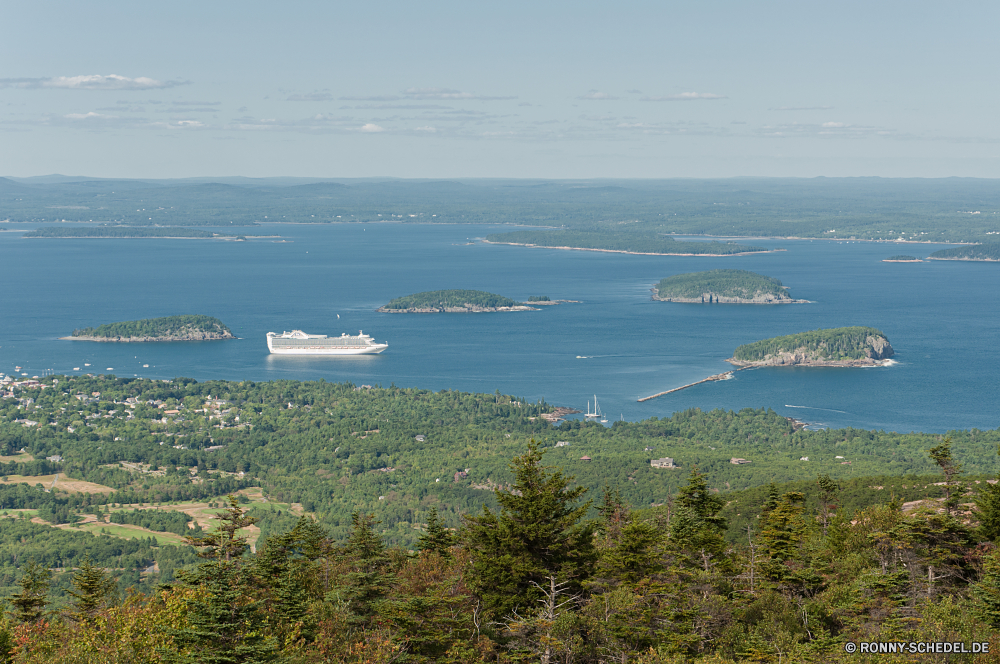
(1, 222, 995, 434)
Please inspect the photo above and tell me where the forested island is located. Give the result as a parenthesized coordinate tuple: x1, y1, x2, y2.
(1, 374, 1000, 661)
(68, 315, 235, 342)
(928, 242, 1000, 261)
(378, 289, 536, 312)
(652, 269, 806, 304)
(728, 326, 894, 367)
(883, 254, 921, 262)
(22, 227, 241, 239)
(484, 229, 771, 255)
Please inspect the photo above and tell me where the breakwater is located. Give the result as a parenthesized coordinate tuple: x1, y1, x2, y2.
(637, 371, 734, 402)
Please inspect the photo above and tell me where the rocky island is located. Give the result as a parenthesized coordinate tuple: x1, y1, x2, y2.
(378, 290, 536, 313)
(652, 269, 807, 304)
(883, 255, 922, 262)
(727, 326, 894, 367)
(927, 243, 1000, 262)
(66, 315, 235, 342)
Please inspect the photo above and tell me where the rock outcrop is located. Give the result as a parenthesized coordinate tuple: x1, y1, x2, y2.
(653, 290, 807, 304)
(68, 330, 235, 342)
(727, 335, 894, 367)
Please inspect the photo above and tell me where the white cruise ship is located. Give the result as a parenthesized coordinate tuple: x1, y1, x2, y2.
(266, 330, 388, 355)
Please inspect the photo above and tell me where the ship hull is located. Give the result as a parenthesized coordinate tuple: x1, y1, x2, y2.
(268, 345, 387, 355)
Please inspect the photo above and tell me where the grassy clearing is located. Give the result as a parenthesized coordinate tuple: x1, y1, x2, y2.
(77, 522, 185, 545)
(0, 473, 114, 494)
(0, 453, 34, 463)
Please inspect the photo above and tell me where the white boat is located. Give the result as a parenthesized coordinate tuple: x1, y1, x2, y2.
(267, 330, 388, 355)
(585, 395, 604, 419)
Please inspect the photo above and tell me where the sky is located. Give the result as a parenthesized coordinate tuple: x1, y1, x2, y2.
(2, 0, 998, 179)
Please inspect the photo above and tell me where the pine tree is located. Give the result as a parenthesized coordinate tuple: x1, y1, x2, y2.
(163, 497, 277, 664)
(335, 512, 392, 626)
(254, 517, 327, 649)
(66, 558, 117, 621)
(186, 494, 257, 561)
(164, 560, 277, 664)
(761, 482, 780, 517)
(463, 440, 595, 619)
(975, 446, 1000, 542)
(417, 507, 455, 557)
(974, 547, 1000, 628)
(817, 475, 839, 537)
(9, 560, 51, 624)
(928, 436, 963, 516)
(668, 467, 729, 572)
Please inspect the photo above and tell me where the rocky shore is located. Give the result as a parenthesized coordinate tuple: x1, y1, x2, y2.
(727, 335, 894, 368)
(652, 290, 807, 304)
(378, 304, 536, 313)
(64, 330, 235, 342)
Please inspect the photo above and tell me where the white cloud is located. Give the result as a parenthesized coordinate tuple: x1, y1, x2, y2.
(770, 106, 834, 111)
(640, 92, 726, 101)
(822, 122, 847, 128)
(1, 75, 185, 90)
(359, 123, 385, 133)
(404, 87, 516, 101)
(415, 126, 437, 132)
(343, 88, 515, 102)
(287, 92, 335, 102)
(579, 91, 618, 100)
(64, 112, 116, 120)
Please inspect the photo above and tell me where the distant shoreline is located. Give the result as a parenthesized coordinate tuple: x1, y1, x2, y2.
(482, 240, 784, 257)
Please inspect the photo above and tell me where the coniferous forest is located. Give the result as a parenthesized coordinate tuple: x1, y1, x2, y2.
(1, 376, 1000, 661)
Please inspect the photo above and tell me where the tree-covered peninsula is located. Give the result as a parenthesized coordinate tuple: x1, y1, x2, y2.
(928, 242, 1000, 261)
(22, 227, 238, 239)
(653, 269, 805, 304)
(69, 315, 234, 342)
(378, 289, 535, 312)
(484, 229, 770, 255)
(728, 326, 894, 367)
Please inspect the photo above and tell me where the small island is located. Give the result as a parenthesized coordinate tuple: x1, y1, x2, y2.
(378, 290, 536, 313)
(727, 326, 894, 368)
(66, 315, 235, 342)
(483, 230, 771, 256)
(652, 269, 807, 304)
(883, 255, 922, 262)
(927, 243, 1000, 262)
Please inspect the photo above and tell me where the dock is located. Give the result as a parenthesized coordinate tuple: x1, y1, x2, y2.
(637, 371, 735, 402)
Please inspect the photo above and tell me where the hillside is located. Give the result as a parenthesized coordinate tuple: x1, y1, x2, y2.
(653, 269, 803, 303)
(928, 242, 1000, 261)
(70, 315, 234, 341)
(729, 326, 894, 366)
(378, 289, 533, 312)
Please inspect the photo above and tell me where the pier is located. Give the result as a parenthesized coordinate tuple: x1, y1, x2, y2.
(637, 371, 735, 402)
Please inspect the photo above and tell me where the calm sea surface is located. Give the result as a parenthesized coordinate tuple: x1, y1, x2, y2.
(1, 223, 996, 434)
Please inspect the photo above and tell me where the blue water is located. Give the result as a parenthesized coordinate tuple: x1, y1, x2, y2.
(1, 223, 996, 434)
